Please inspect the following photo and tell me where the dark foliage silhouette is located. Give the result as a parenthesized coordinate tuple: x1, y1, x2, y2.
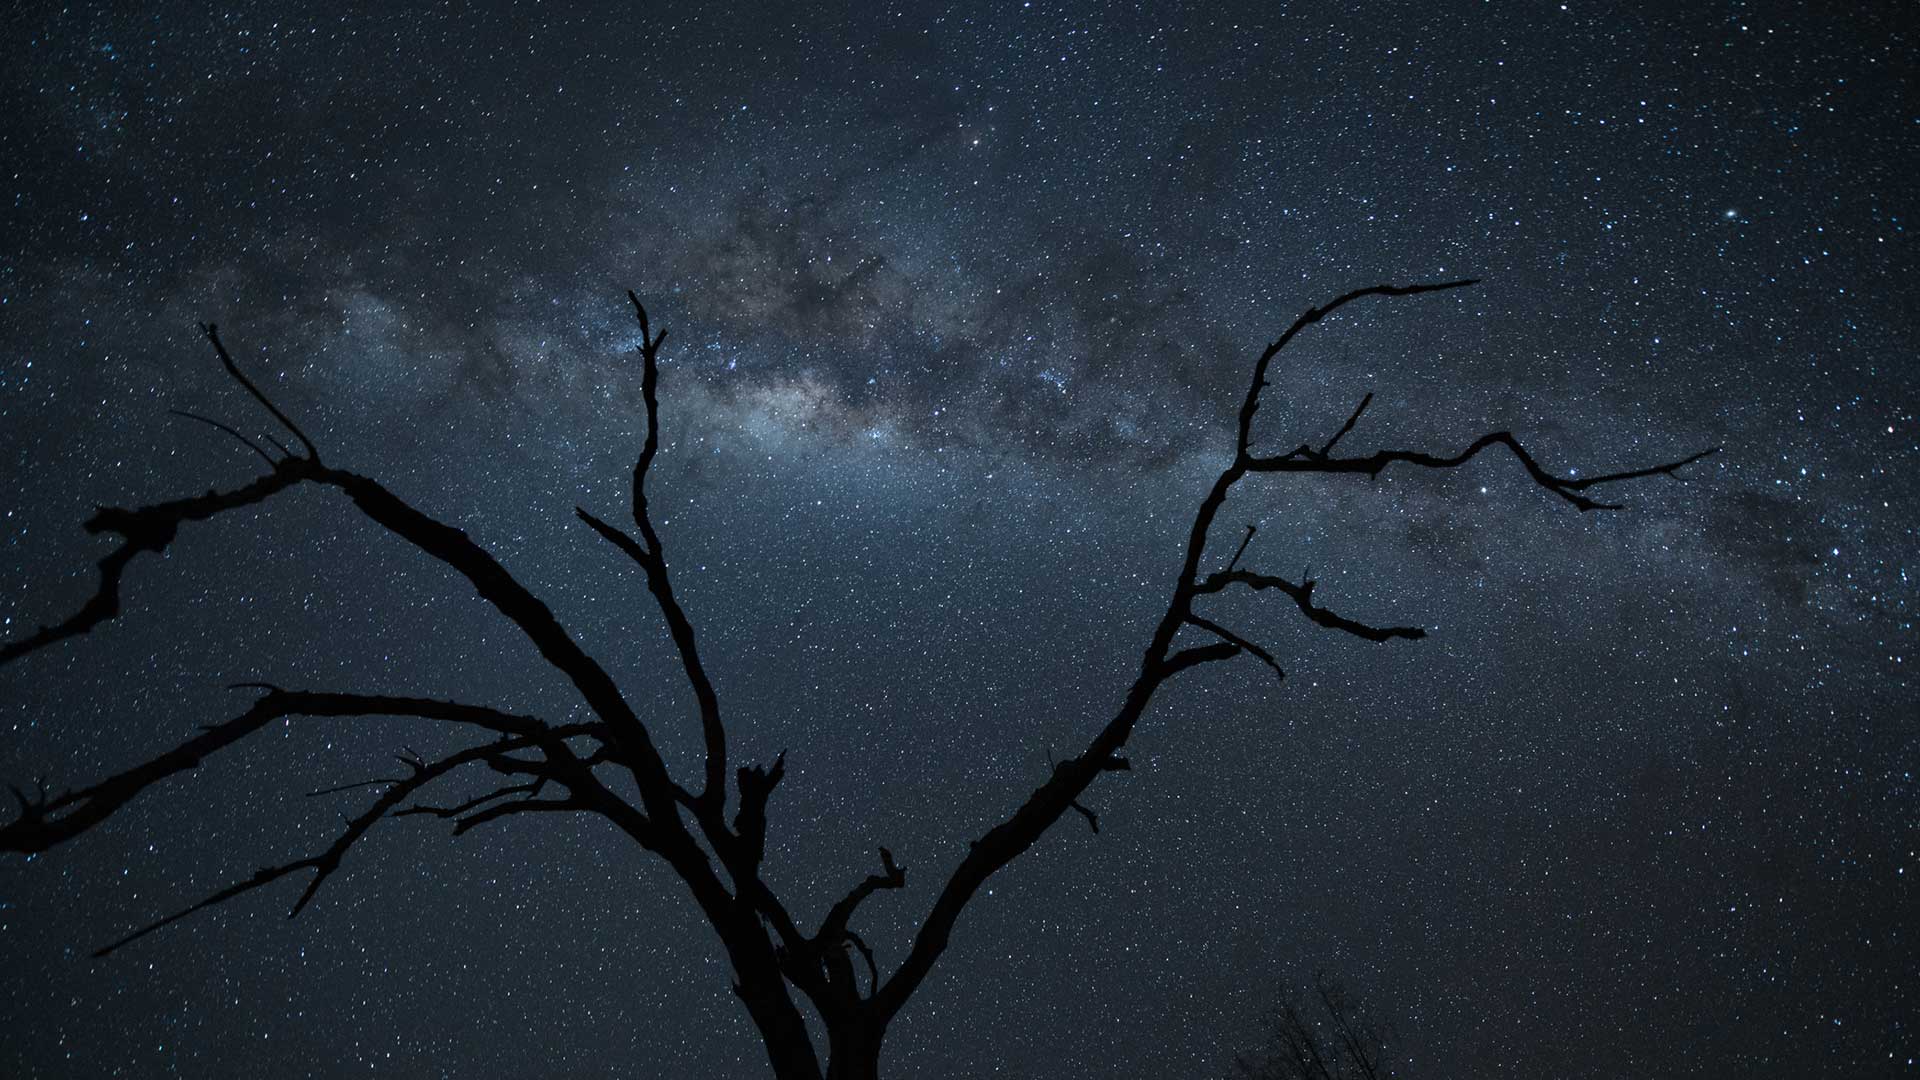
(0, 282, 1714, 1079)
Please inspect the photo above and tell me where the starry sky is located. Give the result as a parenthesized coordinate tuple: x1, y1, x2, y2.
(1, 2, 1914, 1077)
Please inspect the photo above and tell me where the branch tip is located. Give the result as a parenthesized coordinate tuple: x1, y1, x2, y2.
(199, 322, 318, 461)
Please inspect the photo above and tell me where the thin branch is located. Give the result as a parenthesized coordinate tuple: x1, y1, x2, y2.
(841, 929, 881, 998)
(1066, 799, 1101, 835)
(447, 795, 585, 836)
(306, 777, 406, 798)
(1237, 280, 1477, 456)
(615, 295, 727, 812)
(200, 323, 318, 461)
(167, 409, 277, 466)
(1185, 614, 1286, 680)
(1248, 432, 1718, 512)
(395, 780, 544, 820)
(1318, 393, 1372, 457)
(577, 506, 654, 566)
(92, 731, 567, 957)
(626, 290, 667, 530)
(1195, 569, 1426, 644)
(1160, 641, 1244, 678)
(1226, 524, 1257, 573)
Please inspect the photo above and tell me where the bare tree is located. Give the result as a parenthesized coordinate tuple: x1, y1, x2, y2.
(0, 281, 1713, 1079)
(1233, 974, 1395, 1080)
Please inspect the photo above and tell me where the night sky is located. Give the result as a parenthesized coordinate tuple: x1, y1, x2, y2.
(1, 2, 1914, 1077)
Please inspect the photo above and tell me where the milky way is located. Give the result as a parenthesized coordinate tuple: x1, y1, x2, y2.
(2, 3, 1914, 1077)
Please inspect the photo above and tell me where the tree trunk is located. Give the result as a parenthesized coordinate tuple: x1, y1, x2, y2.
(825, 1019, 884, 1080)
(738, 981, 825, 1080)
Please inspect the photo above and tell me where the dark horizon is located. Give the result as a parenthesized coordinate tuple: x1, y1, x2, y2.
(2, 3, 1913, 1077)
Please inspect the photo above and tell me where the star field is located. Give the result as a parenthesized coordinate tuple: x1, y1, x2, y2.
(1, 2, 1914, 1077)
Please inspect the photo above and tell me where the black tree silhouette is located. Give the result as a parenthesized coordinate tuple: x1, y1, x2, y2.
(0, 281, 1714, 1079)
(1233, 974, 1395, 1080)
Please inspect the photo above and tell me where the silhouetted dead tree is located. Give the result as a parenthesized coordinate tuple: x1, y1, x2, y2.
(1233, 975, 1394, 1080)
(0, 282, 1714, 1079)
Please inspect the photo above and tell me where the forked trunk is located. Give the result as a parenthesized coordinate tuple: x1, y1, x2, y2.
(744, 999, 885, 1080)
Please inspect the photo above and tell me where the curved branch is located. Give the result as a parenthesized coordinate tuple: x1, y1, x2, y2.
(167, 409, 278, 466)
(0, 688, 583, 855)
(1066, 799, 1101, 834)
(303, 464, 684, 812)
(1195, 570, 1426, 643)
(819, 847, 906, 945)
(625, 290, 668, 532)
(7, 311, 751, 1018)
(1248, 432, 1718, 512)
(599, 294, 727, 812)
(577, 506, 654, 566)
(445, 795, 587, 835)
(1236, 280, 1477, 456)
(91, 729, 578, 957)
(0, 466, 305, 668)
(874, 277, 1690, 1023)
(200, 323, 318, 461)
(395, 780, 545, 820)
(841, 930, 881, 998)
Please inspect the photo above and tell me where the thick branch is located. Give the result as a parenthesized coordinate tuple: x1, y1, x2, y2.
(8, 320, 749, 1022)
(733, 751, 787, 872)
(301, 465, 690, 816)
(819, 847, 906, 945)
